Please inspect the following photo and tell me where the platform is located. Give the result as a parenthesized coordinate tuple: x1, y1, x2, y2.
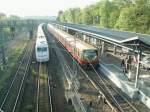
(99, 53, 150, 109)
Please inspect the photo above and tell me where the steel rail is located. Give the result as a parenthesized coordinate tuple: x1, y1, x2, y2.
(89, 63, 139, 112)
(0, 41, 31, 110)
(36, 63, 40, 112)
(48, 28, 117, 111)
(48, 73, 53, 112)
(12, 41, 34, 112)
(48, 26, 140, 112)
(36, 63, 52, 112)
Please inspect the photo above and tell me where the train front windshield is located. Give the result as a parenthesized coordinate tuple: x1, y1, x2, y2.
(37, 47, 47, 52)
(83, 50, 97, 61)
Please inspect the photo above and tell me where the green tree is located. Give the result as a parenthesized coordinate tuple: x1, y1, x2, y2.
(116, 0, 150, 33)
(0, 13, 6, 20)
(82, 7, 93, 25)
(57, 10, 63, 21)
(99, 0, 112, 27)
(73, 8, 83, 24)
(57, 0, 150, 34)
(8, 15, 20, 20)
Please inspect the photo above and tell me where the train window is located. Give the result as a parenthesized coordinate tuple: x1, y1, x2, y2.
(37, 47, 47, 52)
(78, 51, 80, 56)
(42, 47, 47, 52)
(37, 47, 42, 52)
(74, 47, 77, 53)
(83, 50, 97, 61)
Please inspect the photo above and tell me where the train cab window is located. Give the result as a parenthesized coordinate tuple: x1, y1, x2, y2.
(42, 47, 47, 52)
(37, 47, 42, 52)
(37, 47, 47, 52)
(83, 50, 97, 61)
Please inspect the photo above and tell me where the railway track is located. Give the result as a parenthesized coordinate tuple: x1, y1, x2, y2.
(36, 63, 52, 112)
(0, 39, 34, 112)
(42, 24, 69, 112)
(86, 65, 139, 112)
(45, 27, 96, 112)
(62, 45, 139, 112)
(46, 27, 139, 112)
(46, 25, 141, 112)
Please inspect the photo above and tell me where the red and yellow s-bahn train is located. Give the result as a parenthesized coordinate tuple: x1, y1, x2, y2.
(47, 24, 99, 68)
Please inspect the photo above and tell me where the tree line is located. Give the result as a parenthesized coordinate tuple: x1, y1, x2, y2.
(0, 13, 21, 41)
(57, 0, 150, 34)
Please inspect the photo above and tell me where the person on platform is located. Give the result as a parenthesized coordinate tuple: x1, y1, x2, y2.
(121, 58, 127, 75)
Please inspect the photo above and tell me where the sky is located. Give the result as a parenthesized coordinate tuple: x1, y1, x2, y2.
(0, 0, 99, 17)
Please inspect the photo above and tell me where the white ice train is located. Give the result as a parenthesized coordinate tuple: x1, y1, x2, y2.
(35, 23, 49, 62)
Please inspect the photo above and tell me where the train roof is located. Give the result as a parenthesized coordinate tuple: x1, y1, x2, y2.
(49, 26, 97, 51)
(37, 23, 45, 37)
(37, 25, 43, 33)
(36, 23, 49, 47)
(36, 40, 48, 47)
(72, 38, 97, 51)
(36, 37, 47, 42)
(37, 23, 47, 41)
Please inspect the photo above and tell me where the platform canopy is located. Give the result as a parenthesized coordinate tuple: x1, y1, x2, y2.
(52, 22, 150, 53)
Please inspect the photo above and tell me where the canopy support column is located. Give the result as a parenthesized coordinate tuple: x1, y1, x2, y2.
(113, 45, 117, 54)
(135, 47, 141, 89)
(101, 41, 105, 56)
